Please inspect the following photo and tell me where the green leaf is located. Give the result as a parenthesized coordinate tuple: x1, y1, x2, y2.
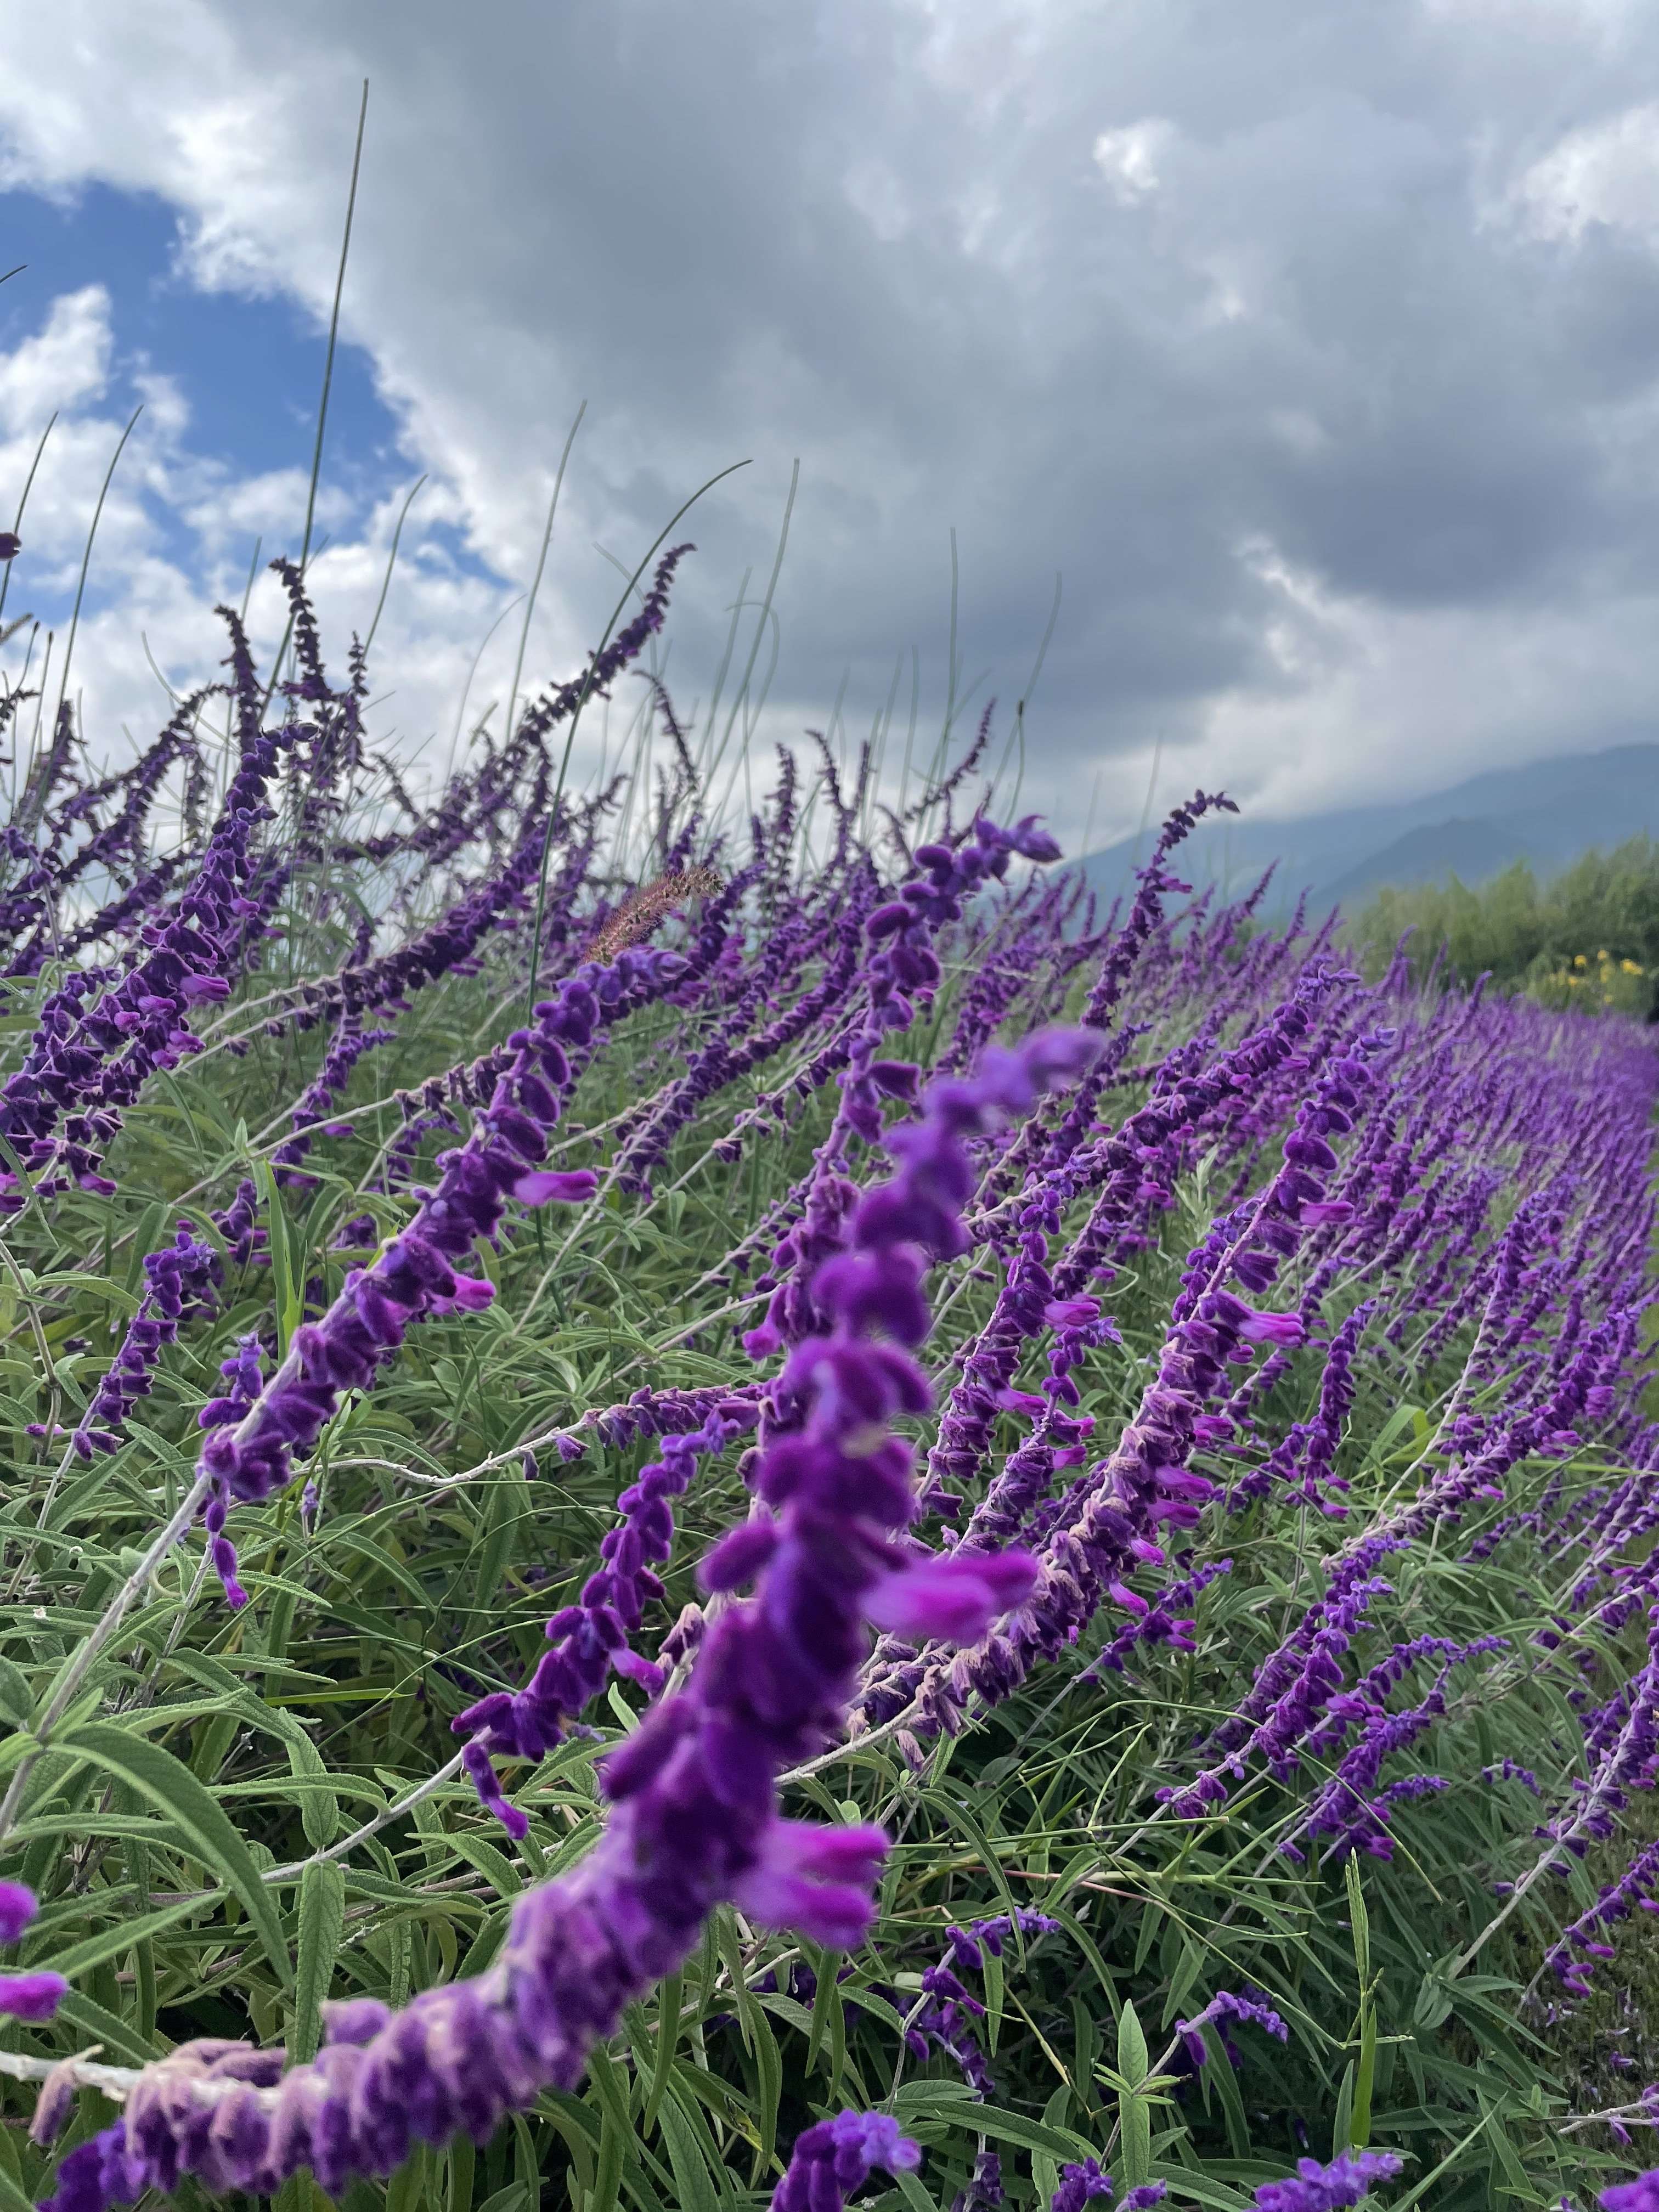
(890, 2083, 980, 2120)
(655, 2085, 721, 2212)
(1034, 2085, 1072, 2210)
(806, 1944, 844, 2083)
(946, 2107, 1101, 2163)
(588, 2099, 624, 2212)
(29, 1893, 203, 1981)
(0, 2161, 37, 2212)
(446, 1832, 523, 1899)
(1119, 2087, 1152, 2193)
(163, 1649, 340, 1848)
(1118, 2001, 1153, 2192)
(59, 1719, 293, 1988)
(642, 1972, 682, 2136)
(1145, 2171, 1258, 2210)
(54, 1985, 163, 2064)
(254, 1160, 301, 1358)
(1117, 1999, 1149, 2090)
(291, 1859, 347, 2063)
(473, 1461, 533, 1617)
(1331, 2061, 1356, 2163)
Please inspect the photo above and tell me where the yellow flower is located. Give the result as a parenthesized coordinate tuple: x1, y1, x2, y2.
(1623, 959, 1644, 975)
(1574, 953, 1587, 968)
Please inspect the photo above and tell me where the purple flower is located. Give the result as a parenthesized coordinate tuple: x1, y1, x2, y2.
(49, 1223, 221, 1460)
(905, 1910, 1064, 2098)
(0, 672, 298, 1195)
(950, 2148, 1005, 2212)
(34, 1025, 1102, 2211)
(196, 953, 682, 1532)
(455, 1401, 755, 1833)
(1176, 1988, 1291, 2069)
(865, 1550, 1038, 1640)
(211, 1180, 266, 1269)
(0, 1881, 38, 1944)
(1049, 2159, 1114, 2211)
(771, 2111, 920, 2211)
(1604, 2175, 1659, 2210)
(514, 1169, 600, 1205)
(1254, 2149, 1402, 2210)
(0, 1972, 66, 2021)
(732, 1821, 891, 1950)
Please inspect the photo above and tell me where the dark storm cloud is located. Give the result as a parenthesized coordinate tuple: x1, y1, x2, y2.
(4, 0, 1659, 829)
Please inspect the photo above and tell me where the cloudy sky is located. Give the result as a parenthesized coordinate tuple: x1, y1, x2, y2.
(1, 0, 1658, 851)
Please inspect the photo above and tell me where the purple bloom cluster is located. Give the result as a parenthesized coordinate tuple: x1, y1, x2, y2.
(0, 694, 295, 1196)
(1253, 2151, 1401, 2210)
(901, 1909, 1063, 2096)
(0, 1880, 64, 2023)
(1175, 1988, 1291, 2070)
(270, 1007, 395, 1183)
(30, 1221, 221, 1460)
(741, 812, 1064, 1365)
(454, 1395, 758, 1834)
(1605, 2175, 1659, 2211)
(866, 994, 1381, 1745)
(1047, 2163, 1165, 2211)
(35, 1025, 1099, 2209)
(8, 527, 1659, 2212)
(196, 952, 676, 1511)
(1232, 1301, 1374, 1517)
(771, 2111, 921, 2211)
(210, 1177, 266, 1269)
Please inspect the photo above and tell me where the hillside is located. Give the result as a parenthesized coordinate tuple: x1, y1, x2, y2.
(1075, 740, 1659, 912)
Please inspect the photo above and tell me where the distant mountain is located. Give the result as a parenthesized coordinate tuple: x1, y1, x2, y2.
(1071, 742, 1659, 917)
(1316, 817, 1529, 907)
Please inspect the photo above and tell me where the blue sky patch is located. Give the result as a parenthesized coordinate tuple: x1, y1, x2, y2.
(0, 177, 401, 488)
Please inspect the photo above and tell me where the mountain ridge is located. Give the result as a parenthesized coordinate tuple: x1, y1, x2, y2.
(1071, 741, 1659, 915)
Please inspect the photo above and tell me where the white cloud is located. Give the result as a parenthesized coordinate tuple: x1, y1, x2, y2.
(1091, 119, 1176, 206)
(1506, 100, 1659, 247)
(0, 285, 111, 433)
(1193, 539, 1659, 826)
(0, 0, 1657, 853)
(0, 281, 584, 793)
(842, 156, 915, 245)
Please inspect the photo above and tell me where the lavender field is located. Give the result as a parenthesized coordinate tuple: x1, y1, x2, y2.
(0, 525, 1657, 2212)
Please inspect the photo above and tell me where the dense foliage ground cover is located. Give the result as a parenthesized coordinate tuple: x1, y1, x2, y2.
(0, 537, 1657, 2212)
(1348, 837, 1659, 1014)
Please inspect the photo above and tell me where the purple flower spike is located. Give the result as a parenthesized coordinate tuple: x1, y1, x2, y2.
(1254, 2149, 1402, 2210)
(865, 1550, 1038, 1640)
(194, 951, 682, 1593)
(733, 1819, 891, 1948)
(1604, 2176, 1659, 2210)
(59, 1223, 221, 1461)
(0, 1881, 38, 1944)
(1175, 1988, 1292, 2073)
(1049, 2159, 1114, 2211)
(35, 1026, 1101, 2212)
(456, 1402, 748, 1826)
(515, 1169, 599, 1206)
(0, 1972, 66, 2021)
(771, 2110, 920, 2212)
